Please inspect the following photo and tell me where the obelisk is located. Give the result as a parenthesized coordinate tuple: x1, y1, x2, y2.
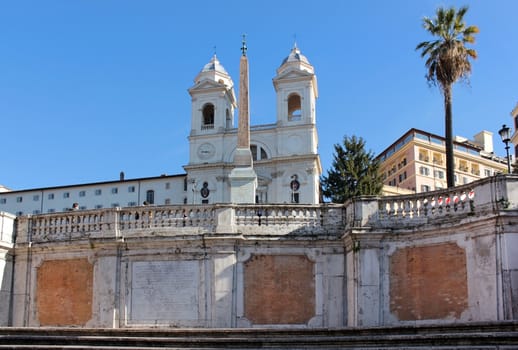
(228, 35, 257, 203)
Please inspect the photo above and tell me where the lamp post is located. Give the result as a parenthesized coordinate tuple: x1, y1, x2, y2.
(498, 124, 511, 173)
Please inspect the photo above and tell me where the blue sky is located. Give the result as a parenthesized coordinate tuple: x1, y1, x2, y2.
(1, 0, 517, 190)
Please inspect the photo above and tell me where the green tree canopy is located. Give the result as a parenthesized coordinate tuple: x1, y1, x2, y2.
(321, 135, 383, 203)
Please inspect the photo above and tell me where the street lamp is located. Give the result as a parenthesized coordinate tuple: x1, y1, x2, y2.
(498, 124, 511, 173)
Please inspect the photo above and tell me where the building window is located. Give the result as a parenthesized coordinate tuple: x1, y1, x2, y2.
(48, 193, 54, 200)
(79, 191, 86, 197)
(128, 201, 137, 207)
(111, 203, 120, 208)
(165, 182, 170, 190)
(484, 169, 492, 177)
(33, 195, 40, 201)
(95, 189, 102, 195)
(80, 206, 87, 210)
(48, 209, 55, 213)
(419, 166, 430, 176)
(202, 199, 209, 204)
(111, 187, 118, 194)
(250, 144, 269, 161)
(202, 103, 215, 129)
(432, 153, 443, 165)
(463, 177, 469, 184)
(434, 170, 444, 179)
(418, 149, 429, 162)
(33, 210, 41, 215)
(183, 197, 188, 204)
(0, 198, 6, 204)
(421, 185, 431, 192)
(164, 198, 171, 205)
(287, 93, 302, 120)
(16, 196, 23, 203)
(16, 211, 23, 216)
(183, 178, 188, 191)
(95, 205, 103, 209)
(128, 186, 136, 193)
(146, 190, 155, 205)
(63, 192, 70, 198)
(458, 160, 469, 172)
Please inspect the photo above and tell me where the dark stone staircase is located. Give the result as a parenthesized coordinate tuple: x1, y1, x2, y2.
(0, 322, 518, 349)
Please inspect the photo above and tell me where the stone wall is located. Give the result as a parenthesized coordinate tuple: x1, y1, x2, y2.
(1, 175, 517, 328)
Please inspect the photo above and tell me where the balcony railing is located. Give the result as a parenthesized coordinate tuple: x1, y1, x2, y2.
(11, 175, 517, 245)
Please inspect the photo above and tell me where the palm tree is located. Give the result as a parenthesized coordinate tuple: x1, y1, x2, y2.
(416, 6, 479, 188)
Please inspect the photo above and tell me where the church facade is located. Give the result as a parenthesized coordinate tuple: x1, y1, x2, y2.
(185, 45, 320, 205)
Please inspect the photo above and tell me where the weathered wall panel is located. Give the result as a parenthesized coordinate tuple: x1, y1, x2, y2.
(36, 258, 93, 326)
(244, 255, 315, 325)
(389, 243, 468, 321)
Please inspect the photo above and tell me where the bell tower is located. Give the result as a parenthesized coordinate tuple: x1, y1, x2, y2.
(188, 54, 236, 135)
(273, 44, 318, 127)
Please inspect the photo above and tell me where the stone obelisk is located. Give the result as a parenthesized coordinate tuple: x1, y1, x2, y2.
(228, 36, 257, 203)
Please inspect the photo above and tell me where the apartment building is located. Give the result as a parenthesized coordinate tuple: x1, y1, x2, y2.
(378, 128, 508, 193)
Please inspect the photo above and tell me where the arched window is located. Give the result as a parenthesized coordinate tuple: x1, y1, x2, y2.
(287, 94, 302, 121)
(202, 103, 215, 129)
(250, 144, 269, 161)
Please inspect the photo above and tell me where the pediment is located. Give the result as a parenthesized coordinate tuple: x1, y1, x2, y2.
(189, 80, 227, 92)
(274, 68, 313, 81)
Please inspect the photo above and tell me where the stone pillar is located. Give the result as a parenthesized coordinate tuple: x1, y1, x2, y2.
(229, 37, 257, 203)
(345, 232, 383, 327)
(0, 212, 15, 326)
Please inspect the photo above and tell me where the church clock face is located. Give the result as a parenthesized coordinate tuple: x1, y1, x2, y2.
(197, 143, 215, 160)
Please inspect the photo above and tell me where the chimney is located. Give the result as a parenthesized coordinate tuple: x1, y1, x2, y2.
(120, 171, 125, 181)
(474, 130, 494, 153)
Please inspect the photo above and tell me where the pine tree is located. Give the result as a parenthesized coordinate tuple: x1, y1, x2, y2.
(321, 135, 383, 203)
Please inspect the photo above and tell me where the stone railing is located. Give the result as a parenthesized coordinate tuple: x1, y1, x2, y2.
(15, 204, 344, 244)
(12, 175, 518, 244)
(377, 187, 475, 220)
(345, 174, 518, 229)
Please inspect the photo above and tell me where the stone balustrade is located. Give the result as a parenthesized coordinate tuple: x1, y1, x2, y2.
(11, 175, 518, 244)
(377, 187, 475, 221)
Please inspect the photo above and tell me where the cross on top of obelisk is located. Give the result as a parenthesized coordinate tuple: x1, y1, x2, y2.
(241, 34, 247, 56)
